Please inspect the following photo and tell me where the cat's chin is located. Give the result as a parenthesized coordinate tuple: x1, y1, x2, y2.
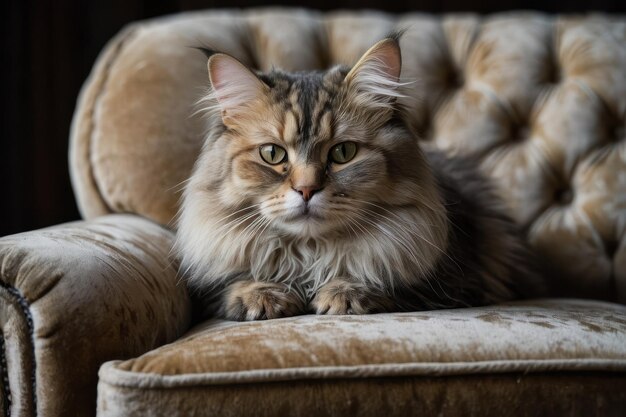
(273, 215, 340, 239)
(281, 211, 324, 222)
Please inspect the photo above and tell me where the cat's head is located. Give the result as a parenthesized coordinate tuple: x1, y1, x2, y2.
(196, 37, 439, 238)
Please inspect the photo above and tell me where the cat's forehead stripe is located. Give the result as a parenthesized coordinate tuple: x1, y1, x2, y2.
(266, 72, 338, 161)
(281, 111, 299, 145)
(298, 74, 326, 144)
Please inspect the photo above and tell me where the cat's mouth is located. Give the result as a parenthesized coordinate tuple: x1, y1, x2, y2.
(282, 205, 325, 222)
(283, 211, 324, 222)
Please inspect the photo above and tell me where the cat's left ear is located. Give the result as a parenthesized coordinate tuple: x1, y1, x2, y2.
(344, 38, 403, 108)
(207, 53, 269, 126)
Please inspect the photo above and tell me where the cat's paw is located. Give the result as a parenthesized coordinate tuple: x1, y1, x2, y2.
(223, 281, 305, 321)
(311, 280, 391, 315)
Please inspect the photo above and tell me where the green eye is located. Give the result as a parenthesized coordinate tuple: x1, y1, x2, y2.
(259, 144, 287, 165)
(329, 142, 358, 164)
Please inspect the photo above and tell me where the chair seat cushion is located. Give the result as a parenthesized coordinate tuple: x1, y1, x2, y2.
(97, 299, 626, 416)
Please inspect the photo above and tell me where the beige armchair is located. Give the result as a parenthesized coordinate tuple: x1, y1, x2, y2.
(1, 9, 625, 417)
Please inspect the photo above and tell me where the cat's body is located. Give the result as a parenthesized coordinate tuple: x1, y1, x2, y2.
(176, 37, 543, 321)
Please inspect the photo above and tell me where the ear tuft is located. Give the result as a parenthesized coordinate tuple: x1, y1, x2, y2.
(207, 54, 268, 122)
(344, 38, 404, 108)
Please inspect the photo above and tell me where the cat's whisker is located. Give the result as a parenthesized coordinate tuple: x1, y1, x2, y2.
(341, 210, 379, 243)
(356, 205, 462, 274)
(214, 211, 258, 235)
(216, 209, 262, 237)
(366, 212, 464, 287)
(255, 216, 274, 241)
(329, 200, 440, 230)
(239, 215, 269, 243)
(213, 203, 264, 225)
(332, 213, 359, 239)
(238, 215, 264, 237)
(349, 198, 444, 228)
(347, 199, 444, 248)
(346, 205, 443, 285)
(352, 210, 446, 298)
(166, 177, 195, 193)
(346, 212, 415, 294)
(351, 209, 425, 271)
(352, 198, 467, 245)
(338, 212, 398, 291)
(261, 200, 286, 211)
(340, 217, 360, 239)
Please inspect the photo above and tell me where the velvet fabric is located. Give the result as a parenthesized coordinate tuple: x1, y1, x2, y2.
(97, 374, 626, 417)
(97, 300, 626, 416)
(116, 300, 626, 375)
(0, 215, 191, 416)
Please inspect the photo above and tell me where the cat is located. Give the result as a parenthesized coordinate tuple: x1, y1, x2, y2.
(175, 34, 544, 321)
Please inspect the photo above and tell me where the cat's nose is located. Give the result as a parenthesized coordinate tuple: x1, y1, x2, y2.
(292, 185, 322, 202)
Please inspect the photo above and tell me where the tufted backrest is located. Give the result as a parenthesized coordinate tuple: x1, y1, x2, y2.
(69, 8, 626, 302)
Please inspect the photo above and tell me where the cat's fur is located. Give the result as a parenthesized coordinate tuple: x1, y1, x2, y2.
(176, 36, 543, 321)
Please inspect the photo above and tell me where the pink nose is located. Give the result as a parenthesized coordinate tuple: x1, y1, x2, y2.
(293, 185, 321, 202)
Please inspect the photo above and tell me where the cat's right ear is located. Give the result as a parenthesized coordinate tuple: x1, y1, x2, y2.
(342, 38, 403, 111)
(207, 54, 268, 126)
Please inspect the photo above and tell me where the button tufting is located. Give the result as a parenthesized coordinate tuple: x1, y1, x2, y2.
(614, 125, 625, 143)
(445, 66, 464, 90)
(605, 240, 619, 258)
(509, 123, 530, 143)
(554, 186, 574, 205)
(544, 52, 562, 85)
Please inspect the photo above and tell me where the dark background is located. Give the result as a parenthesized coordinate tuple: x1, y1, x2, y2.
(2, 0, 624, 236)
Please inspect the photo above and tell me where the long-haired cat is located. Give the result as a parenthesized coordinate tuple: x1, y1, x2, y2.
(176, 35, 543, 321)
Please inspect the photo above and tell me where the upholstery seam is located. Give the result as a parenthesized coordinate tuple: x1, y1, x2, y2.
(0, 333, 10, 417)
(85, 24, 140, 215)
(100, 358, 626, 389)
(0, 281, 37, 416)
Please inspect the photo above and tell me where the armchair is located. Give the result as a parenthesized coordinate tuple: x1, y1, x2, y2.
(2, 8, 625, 417)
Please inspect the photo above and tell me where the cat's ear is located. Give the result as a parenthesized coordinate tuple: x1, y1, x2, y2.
(344, 38, 403, 109)
(207, 53, 268, 125)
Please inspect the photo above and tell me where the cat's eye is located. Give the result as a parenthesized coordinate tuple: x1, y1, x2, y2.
(329, 142, 358, 164)
(259, 144, 287, 165)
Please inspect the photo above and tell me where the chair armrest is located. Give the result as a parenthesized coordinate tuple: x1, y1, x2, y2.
(0, 214, 191, 417)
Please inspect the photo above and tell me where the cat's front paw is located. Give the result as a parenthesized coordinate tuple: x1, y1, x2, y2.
(311, 280, 391, 315)
(223, 281, 305, 321)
